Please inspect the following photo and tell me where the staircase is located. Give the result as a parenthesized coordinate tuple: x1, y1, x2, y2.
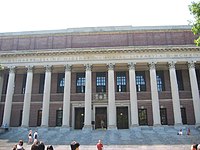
(0, 125, 200, 146)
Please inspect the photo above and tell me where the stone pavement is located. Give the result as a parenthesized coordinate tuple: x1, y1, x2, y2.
(0, 125, 200, 150)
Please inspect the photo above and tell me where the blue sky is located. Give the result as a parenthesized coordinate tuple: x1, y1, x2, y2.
(0, 0, 196, 33)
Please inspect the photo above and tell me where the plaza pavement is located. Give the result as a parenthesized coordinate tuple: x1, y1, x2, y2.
(0, 125, 199, 150)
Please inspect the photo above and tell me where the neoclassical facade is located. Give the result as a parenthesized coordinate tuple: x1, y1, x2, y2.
(0, 25, 200, 130)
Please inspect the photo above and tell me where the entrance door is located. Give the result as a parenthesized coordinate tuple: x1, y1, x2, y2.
(95, 107, 107, 129)
(75, 108, 84, 129)
(160, 108, 168, 125)
(181, 107, 187, 124)
(117, 107, 128, 129)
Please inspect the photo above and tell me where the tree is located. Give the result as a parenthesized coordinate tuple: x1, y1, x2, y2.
(189, 1, 200, 46)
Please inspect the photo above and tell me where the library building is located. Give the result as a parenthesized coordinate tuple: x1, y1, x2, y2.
(0, 25, 200, 130)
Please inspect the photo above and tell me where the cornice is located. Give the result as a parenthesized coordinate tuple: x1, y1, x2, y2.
(0, 45, 199, 58)
(0, 25, 192, 38)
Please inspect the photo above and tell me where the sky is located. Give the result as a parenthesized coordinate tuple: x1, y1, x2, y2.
(0, 0, 196, 33)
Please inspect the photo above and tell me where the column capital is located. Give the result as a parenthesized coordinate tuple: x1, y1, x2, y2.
(44, 65, 52, 72)
(149, 62, 156, 70)
(168, 61, 176, 69)
(107, 63, 115, 70)
(128, 62, 136, 70)
(65, 64, 72, 71)
(84, 64, 92, 71)
(8, 66, 16, 73)
(26, 65, 34, 72)
(188, 61, 196, 69)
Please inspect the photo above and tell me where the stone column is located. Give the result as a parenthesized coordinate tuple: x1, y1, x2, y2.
(128, 62, 139, 127)
(41, 65, 52, 127)
(188, 61, 200, 126)
(62, 64, 71, 129)
(149, 62, 161, 126)
(108, 63, 117, 129)
(0, 70, 4, 102)
(2, 66, 15, 127)
(168, 62, 182, 125)
(21, 66, 34, 127)
(83, 64, 92, 130)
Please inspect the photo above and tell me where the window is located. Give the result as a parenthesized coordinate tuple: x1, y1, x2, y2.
(176, 70, 184, 90)
(160, 108, 168, 125)
(57, 73, 65, 93)
(76, 73, 85, 93)
(21, 74, 27, 94)
(156, 71, 165, 92)
(37, 110, 42, 126)
(56, 110, 63, 126)
(39, 74, 45, 94)
(116, 72, 127, 92)
(196, 69, 200, 89)
(96, 72, 106, 93)
(138, 108, 148, 125)
(136, 71, 146, 92)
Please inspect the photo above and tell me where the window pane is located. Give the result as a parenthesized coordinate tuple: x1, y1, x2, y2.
(96, 72, 106, 92)
(176, 70, 184, 90)
(156, 71, 165, 92)
(116, 72, 126, 92)
(136, 71, 146, 92)
(57, 73, 64, 93)
(76, 73, 85, 93)
(138, 109, 148, 125)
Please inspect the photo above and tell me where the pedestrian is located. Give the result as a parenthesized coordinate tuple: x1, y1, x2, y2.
(191, 144, 199, 150)
(15, 140, 25, 150)
(187, 127, 191, 135)
(70, 141, 80, 150)
(47, 145, 54, 150)
(96, 139, 103, 150)
(33, 130, 38, 141)
(28, 130, 33, 144)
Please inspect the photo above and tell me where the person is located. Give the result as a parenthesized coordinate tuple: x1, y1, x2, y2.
(33, 130, 38, 141)
(191, 144, 199, 150)
(70, 141, 80, 150)
(197, 144, 200, 150)
(187, 127, 191, 135)
(16, 140, 25, 150)
(96, 139, 103, 150)
(31, 139, 40, 150)
(47, 145, 54, 150)
(177, 129, 182, 135)
(101, 120, 104, 129)
(38, 141, 45, 150)
(28, 130, 33, 144)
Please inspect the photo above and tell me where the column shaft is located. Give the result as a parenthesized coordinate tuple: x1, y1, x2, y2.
(149, 62, 161, 125)
(0, 71, 4, 102)
(41, 65, 52, 127)
(62, 65, 71, 128)
(83, 64, 92, 129)
(108, 63, 117, 129)
(128, 63, 139, 126)
(188, 62, 200, 125)
(2, 66, 15, 127)
(169, 62, 182, 125)
(21, 66, 33, 127)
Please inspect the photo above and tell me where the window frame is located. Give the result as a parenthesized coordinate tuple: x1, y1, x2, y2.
(96, 72, 106, 93)
(76, 73, 85, 93)
(136, 71, 146, 92)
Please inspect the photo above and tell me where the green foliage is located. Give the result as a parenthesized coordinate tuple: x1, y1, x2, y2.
(189, 1, 200, 46)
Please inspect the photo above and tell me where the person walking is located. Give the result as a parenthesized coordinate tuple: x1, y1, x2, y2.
(70, 141, 80, 150)
(28, 130, 33, 144)
(33, 130, 38, 142)
(96, 139, 103, 150)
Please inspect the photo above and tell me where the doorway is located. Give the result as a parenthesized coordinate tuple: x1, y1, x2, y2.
(74, 108, 84, 129)
(95, 107, 107, 129)
(117, 107, 129, 129)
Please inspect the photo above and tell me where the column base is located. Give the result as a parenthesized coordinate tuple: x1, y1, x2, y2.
(195, 123, 200, 129)
(108, 125, 117, 130)
(82, 125, 92, 131)
(130, 125, 141, 131)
